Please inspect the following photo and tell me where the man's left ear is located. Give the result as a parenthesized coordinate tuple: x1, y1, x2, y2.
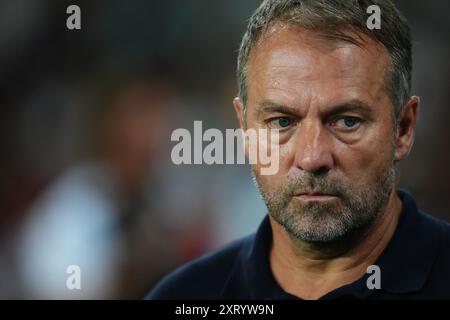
(394, 96, 420, 162)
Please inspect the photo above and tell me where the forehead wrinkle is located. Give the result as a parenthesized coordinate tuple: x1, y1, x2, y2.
(266, 43, 384, 83)
(249, 23, 390, 78)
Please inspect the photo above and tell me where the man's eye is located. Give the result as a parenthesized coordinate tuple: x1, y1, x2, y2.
(268, 117, 293, 129)
(334, 116, 361, 129)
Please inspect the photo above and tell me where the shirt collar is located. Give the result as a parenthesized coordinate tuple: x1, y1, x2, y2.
(230, 189, 440, 299)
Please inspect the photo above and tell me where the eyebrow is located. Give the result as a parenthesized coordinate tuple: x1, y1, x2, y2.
(254, 100, 299, 118)
(254, 99, 375, 119)
(325, 100, 375, 118)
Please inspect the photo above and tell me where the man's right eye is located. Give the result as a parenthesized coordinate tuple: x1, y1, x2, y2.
(267, 117, 293, 129)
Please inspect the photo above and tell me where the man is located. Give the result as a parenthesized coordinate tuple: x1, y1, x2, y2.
(146, 0, 450, 299)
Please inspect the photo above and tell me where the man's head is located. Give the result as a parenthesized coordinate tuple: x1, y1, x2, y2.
(233, 0, 419, 244)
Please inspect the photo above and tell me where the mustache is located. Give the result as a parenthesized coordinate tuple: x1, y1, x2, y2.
(284, 174, 345, 197)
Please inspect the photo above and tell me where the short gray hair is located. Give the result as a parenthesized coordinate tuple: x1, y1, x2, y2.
(237, 0, 412, 121)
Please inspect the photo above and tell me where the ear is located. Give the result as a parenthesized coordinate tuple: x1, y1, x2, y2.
(233, 97, 246, 130)
(394, 96, 420, 162)
(233, 97, 249, 157)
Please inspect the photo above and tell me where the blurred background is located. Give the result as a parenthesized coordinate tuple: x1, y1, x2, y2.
(0, 0, 449, 299)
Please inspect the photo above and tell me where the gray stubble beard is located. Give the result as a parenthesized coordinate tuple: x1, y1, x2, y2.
(253, 159, 396, 249)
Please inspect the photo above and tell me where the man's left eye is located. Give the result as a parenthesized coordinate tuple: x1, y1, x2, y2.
(334, 116, 361, 129)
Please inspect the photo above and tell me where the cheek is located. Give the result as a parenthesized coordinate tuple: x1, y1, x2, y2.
(336, 132, 394, 185)
(280, 141, 298, 171)
(253, 149, 286, 190)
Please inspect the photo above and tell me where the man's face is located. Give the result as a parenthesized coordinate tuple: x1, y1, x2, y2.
(241, 24, 398, 243)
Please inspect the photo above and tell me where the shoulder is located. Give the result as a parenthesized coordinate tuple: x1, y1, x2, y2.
(432, 214, 450, 255)
(417, 210, 450, 283)
(416, 210, 450, 253)
(418, 210, 450, 245)
(144, 234, 254, 300)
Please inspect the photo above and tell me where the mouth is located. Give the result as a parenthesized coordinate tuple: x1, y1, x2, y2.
(294, 192, 338, 202)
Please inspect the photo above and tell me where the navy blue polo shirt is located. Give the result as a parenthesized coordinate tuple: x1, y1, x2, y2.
(146, 190, 450, 299)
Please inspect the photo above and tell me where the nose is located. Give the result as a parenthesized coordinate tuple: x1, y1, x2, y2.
(293, 119, 334, 175)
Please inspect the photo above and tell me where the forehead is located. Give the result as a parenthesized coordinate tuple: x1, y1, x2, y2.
(247, 23, 391, 108)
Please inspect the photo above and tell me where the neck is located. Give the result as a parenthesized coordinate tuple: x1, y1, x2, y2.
(269, 188, 402, 300)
